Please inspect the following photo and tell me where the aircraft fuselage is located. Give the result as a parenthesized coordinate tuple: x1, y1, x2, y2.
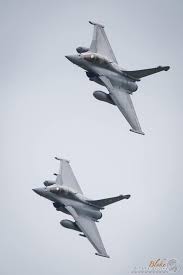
(33, 185, 102, 221)
(65, 52, 138, 93)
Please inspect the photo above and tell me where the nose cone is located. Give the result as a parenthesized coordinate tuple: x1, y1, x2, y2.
(65, 55, 73, 62)
(32, 188, 44, 196)
(65, 55, 79, 64)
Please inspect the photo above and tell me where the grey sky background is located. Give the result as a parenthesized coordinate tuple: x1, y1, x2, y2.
(0, 0, 182, 274)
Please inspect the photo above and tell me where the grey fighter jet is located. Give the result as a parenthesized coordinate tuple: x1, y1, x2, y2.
(33, 157, 130, 258)
(66, 21, 170, 135)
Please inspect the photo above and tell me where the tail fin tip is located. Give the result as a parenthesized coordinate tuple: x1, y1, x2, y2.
(123, 194, 131, 199)
(163, 66, 170, 71)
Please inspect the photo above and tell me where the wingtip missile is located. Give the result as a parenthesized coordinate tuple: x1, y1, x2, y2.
(54, 157, 70, 163)
(89, 21, 104, 28)
(55, 157, 61, 161)
(130, 129, 145, 135)
(79, 233, 86, 238)
(95, 253, 110, 258)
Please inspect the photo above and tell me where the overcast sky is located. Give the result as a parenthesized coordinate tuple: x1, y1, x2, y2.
(0, 0, 182, 274)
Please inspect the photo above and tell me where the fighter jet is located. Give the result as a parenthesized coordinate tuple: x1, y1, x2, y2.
(66, 21, 170, 135)
(33, 157, 130, 258)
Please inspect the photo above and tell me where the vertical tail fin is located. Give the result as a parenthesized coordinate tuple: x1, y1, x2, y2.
(87, 194, 130, 209)
(123, 66, 170, 80)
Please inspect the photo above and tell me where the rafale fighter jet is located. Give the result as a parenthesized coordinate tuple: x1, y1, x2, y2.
(33, 157, 130, 258)
(66, 21, 170, 135)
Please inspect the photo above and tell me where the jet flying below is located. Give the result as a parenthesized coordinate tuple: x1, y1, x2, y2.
(33, 157, 131, 258)
(65, 21, 170, 135)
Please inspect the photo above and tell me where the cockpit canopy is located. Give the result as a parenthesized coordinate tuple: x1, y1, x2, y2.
(49, 185, 61, 193)
(49, 185, 76, 195)
(82, 53, 111, 65)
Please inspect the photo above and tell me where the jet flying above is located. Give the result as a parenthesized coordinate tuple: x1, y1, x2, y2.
(66, 21, 170, 135)
(33, 157, 131, 258)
